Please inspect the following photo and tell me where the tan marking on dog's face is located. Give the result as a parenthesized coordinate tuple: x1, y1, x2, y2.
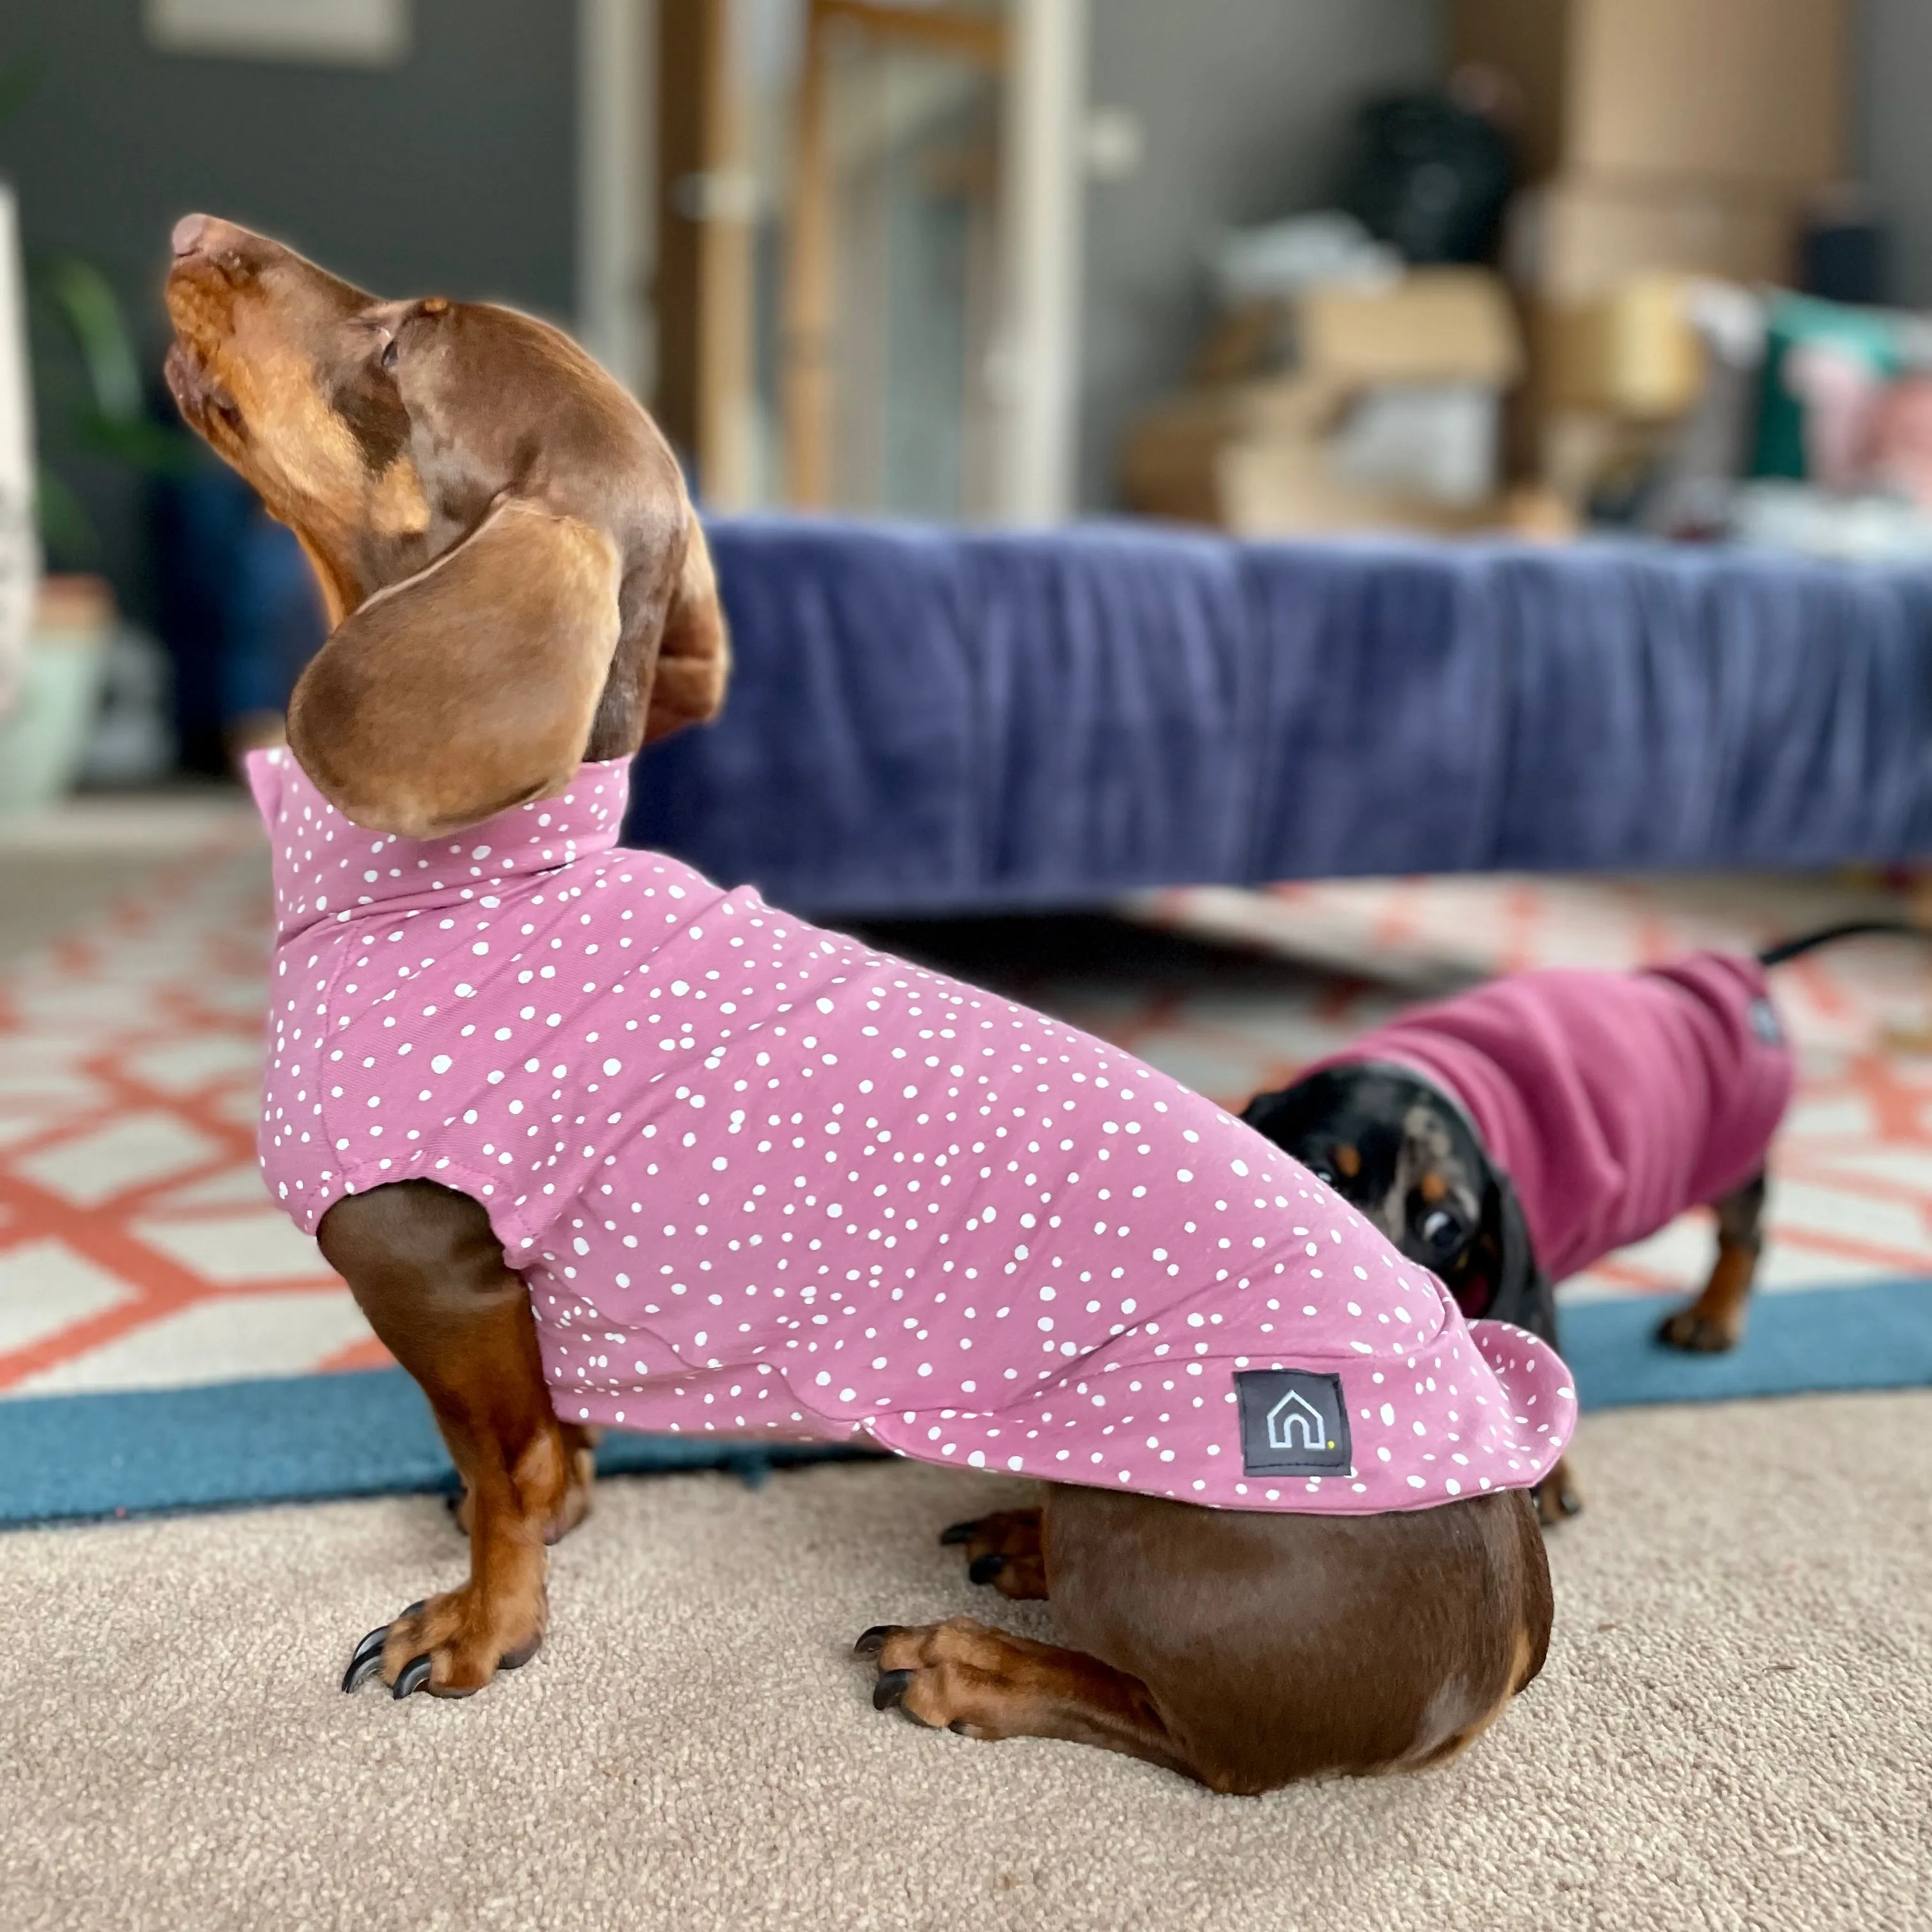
(226, 336, 365, 528)
(165, 229, 424, 613)
(1418, 1170, 1448, 1204)
(167, 268, 363, 524)
(1333, 1142, 1361, 1179)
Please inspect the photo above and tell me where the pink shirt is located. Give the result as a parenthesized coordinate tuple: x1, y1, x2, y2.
(1311, 955, 1793, 1284)
(246, 749, 1574, 1514)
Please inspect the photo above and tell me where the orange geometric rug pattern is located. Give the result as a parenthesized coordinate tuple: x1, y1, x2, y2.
(0, 833, 390, 1395)
(4, 836, 1931, 1397)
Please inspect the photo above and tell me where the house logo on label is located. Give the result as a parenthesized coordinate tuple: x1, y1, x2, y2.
(1266, 1388, 1331, 1454)
(1234, 1368, 1351, 1476)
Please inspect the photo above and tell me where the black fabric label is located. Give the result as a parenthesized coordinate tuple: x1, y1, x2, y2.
(1234, 1370, 1351, 1476)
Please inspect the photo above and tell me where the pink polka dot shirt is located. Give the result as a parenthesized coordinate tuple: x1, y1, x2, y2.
(246, 749, 1575, 1514)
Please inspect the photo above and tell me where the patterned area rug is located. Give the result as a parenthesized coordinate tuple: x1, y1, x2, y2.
(3, 829, 1929, 1521)
(0, 830, 379, 1397)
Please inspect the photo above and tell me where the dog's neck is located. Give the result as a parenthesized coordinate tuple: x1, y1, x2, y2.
(243, 747, 634, 943)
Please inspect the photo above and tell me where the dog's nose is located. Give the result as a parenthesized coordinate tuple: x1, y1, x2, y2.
(171, 213, 215, 259)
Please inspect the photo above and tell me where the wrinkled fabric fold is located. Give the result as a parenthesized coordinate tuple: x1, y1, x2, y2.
(629, 521, 1932, 914)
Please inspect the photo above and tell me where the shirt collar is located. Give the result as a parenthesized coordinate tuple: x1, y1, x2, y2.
(245, 747, 633, 941)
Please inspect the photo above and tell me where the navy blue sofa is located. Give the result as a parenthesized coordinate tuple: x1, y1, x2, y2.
(627, 518, 1932, 917)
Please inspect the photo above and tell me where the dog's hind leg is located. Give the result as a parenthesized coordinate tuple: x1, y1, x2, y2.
(1657, 1169, 1767, 1353)
(857, 1482, 1551, 1792)
(939, 1506, 1048, 1598)
(854, 1618, 1195, 1779)
(320, 1179, 592, 1698)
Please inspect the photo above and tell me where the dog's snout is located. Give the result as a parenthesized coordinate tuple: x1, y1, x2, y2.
(171, 212, 262, 270)
(171, 213, 215, 259)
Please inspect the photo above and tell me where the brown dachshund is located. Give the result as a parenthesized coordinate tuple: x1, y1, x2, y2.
(164, 215, 1553, 1793)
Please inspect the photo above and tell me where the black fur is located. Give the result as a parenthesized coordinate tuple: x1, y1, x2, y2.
(1242, 1064, 1556, 1353)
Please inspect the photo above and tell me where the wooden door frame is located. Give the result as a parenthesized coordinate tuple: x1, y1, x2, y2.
(578, 0, 1089, 518)
(997, 0, 1086, 524)
(781, 0, 1087, 521)
(576, 0, 652, 397)
(642, 0, 758, 507)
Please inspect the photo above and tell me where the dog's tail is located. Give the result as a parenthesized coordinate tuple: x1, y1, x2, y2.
(1757, 920, 1929, 969)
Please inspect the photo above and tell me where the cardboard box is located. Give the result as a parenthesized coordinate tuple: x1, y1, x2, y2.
(1123, 379, 1504, 537)
(1121, 380, 1339, 526)
(1121, 272, 1527, 535)
(1297, 268, 1524, 388)
(1506, 178, 1797, 304)
(1216, 440, 1502, 539)
(1533, 275, 1706, 419)
(1452, 0, 1848, 191)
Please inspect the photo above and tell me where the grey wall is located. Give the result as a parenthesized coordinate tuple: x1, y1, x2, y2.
(1077, 0, 1444, 510)
(0, 0, 576, 603)
(1859, 0, 1932, 306)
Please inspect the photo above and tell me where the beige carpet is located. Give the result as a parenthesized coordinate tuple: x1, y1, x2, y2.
(4, 1393, 1929, 1932)
(0, 792, 253, 967)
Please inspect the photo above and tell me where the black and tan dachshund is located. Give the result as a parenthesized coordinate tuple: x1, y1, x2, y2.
(1241, 921, 1922, 1521)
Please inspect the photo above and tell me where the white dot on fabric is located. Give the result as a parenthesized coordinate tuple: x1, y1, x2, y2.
(250, 750, 1572, 1527)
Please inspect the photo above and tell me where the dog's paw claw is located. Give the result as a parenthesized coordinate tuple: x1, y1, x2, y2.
(342, 1624, 390, 1693)
(871, 1667, 914, 1712)
(392, 1654, 434, 1699)
(967, 1552, 1005, 1585)
(853, 1623, 899, 1659)
(342, 1601, 432, 1693)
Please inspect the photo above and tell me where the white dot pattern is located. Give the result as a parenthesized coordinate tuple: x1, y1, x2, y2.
(245, 749, 1577, 1514)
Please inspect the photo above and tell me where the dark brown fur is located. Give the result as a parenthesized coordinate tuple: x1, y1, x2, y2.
(877, 1486, 1551, 1792)
(167, 215, 1554, 1788)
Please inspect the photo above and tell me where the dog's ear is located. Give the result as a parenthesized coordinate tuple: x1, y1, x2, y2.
(287, 497, 621, 837)
(1455, 1165, 1556, 1346)
(641, 509, 728, 744)
(1239, 1074, 1323, 1147)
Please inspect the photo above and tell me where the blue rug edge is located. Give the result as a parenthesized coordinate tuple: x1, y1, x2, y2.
(4, 1280, 1928, 1528)
(0, 1367, 885, 1529)
(1558, 1275, 1932, 1409)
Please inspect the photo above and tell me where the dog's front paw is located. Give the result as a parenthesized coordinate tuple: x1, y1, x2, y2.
(1657, 1305, 1744, 1353)
(341, 1583, 545, 1699)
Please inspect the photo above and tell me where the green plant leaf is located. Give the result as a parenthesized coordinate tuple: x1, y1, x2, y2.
(31, 256, 145, 425)
(34, 463, 97, 565)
